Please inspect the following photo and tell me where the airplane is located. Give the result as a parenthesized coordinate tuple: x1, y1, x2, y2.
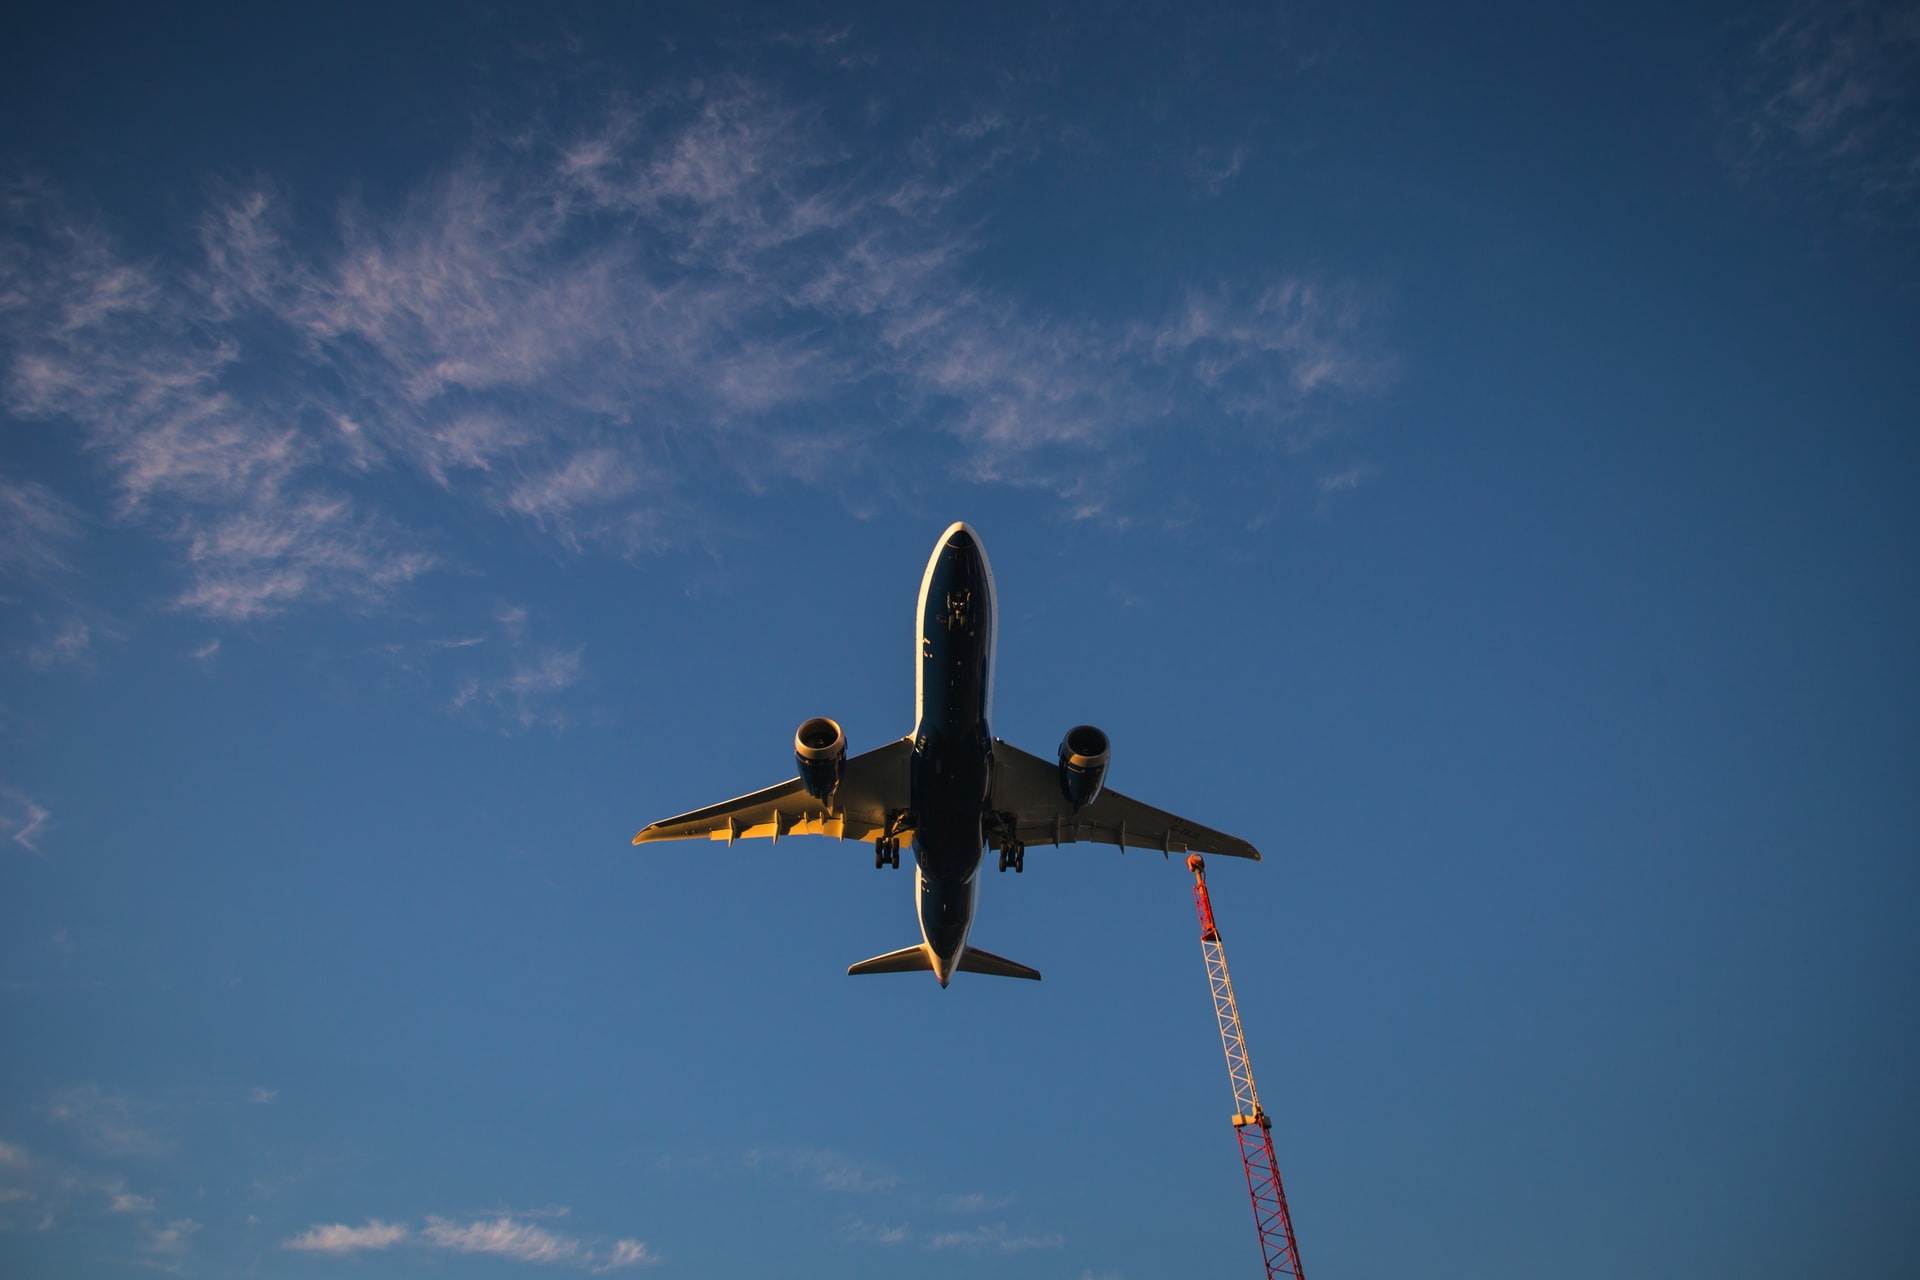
(632, 522, 1261, 986)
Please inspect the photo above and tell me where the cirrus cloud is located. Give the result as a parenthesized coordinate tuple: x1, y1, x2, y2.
(2, 73, 1391, 625)
(283, 1213, 655, 1269)
(284, 1219, 409, 1253)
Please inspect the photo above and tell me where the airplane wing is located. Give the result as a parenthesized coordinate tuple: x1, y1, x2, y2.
(989, 739, 1262, 861)
(632, 738, 914, 846)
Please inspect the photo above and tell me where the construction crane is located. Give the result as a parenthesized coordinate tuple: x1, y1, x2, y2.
(1188, 853, 1306, 1280)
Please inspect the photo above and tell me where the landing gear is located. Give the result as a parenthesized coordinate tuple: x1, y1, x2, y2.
(874, 837, 900, 869)
(997, 841, 1025, 874)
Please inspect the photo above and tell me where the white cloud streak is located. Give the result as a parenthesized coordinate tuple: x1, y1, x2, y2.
(1, 75, 1390, 623)
(593, 1238, 658, 1271)
(284, 1220, 409, 1252)
(425, 1215, 583, 1263)
(283, 1213, 652, 1269)
(2, 787, 50, 856)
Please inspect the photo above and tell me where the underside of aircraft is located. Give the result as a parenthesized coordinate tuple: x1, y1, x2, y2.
(633, 522, 1261, 985)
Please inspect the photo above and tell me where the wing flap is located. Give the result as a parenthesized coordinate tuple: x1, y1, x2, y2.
(989, 739, 1262, 861)
(634, 738, 914, 848)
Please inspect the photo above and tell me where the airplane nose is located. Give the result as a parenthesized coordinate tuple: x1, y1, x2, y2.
(944, 527, 975, 552)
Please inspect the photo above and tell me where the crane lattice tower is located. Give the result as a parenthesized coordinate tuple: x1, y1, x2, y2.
(1189, 853, 1306, 1280)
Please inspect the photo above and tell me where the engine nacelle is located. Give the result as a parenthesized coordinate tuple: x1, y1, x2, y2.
(795, 717, 847, 803)
(1057, 724, 1110, 810)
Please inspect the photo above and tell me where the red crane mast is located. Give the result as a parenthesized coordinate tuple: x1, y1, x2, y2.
(1188, 853, 1306, 1280)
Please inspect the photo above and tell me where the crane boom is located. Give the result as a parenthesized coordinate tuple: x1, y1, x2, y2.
(1189, 854, 1306, 1280)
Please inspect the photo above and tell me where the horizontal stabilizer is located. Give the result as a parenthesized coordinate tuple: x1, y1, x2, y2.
(847, 944, 933, 976)
(956, 945, 1041, 981)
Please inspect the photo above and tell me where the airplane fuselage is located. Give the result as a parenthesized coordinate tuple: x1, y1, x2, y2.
(632, 518, 1263, 985)
(910, 523, 998, 985)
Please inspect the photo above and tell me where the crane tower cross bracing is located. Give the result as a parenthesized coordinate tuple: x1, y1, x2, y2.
(1188, 853, 1306, 1280)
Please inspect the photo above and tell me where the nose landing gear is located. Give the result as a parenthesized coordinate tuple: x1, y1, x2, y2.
(874, 837, 901, 869)
(996, 841, 1025, 874)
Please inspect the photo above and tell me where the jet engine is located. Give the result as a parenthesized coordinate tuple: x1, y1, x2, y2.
(795, 717, 847, 802)
(1057, 724, 1110, 809)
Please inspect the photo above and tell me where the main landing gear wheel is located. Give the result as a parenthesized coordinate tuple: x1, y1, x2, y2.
(997, 842, 1025, 874)
(874, 837, 900, 869)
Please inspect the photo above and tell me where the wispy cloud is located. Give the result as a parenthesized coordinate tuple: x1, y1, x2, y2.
(425, 1215, 583, 1263)
(836, 1218, 912, 1245)
(0, 1139, 46, 1231)
(448, 608, 584, 733)
(2, 71, 1389, 623)
(147, 1217, 199, 1254)
(593, 1239, 658, 1271)
(0, 1138, 184, 1242)
(1, 787, 50, 856)
(2, 181, 433, 620)
(1192, 144, 1252, 196)
(284, 1220, 409, 1253)
(172, 496, 434, 622)
(282, 1213, 653, 1269)
(743, 1146, 1052, 1253)
(769, 25, 858, 57)
(108, 1190, 155, 1214)
(44, 1085, 169, 1159)
(836, 1216, 1061, 1252)
(23, 615, 91, 670)
(425, 1215, 655, 1269)
(924, 1222, 1066, 1252)
(1145, 282, 1396, 404)
(1317, 463, 1371, 494)
(0, 475, 81, 578)
(745, 1145, 900, 1193)
(1721, 1, 1920, 219)
(938, 1191, 1015, 1212)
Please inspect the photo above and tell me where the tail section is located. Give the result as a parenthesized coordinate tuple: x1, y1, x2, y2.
(847, 944, 933, 976)
(956, 945, 1041, 981)
(846, 944, 1041, 982)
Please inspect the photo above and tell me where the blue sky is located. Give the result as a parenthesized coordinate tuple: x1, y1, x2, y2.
(2, 2, 1916, 1277)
